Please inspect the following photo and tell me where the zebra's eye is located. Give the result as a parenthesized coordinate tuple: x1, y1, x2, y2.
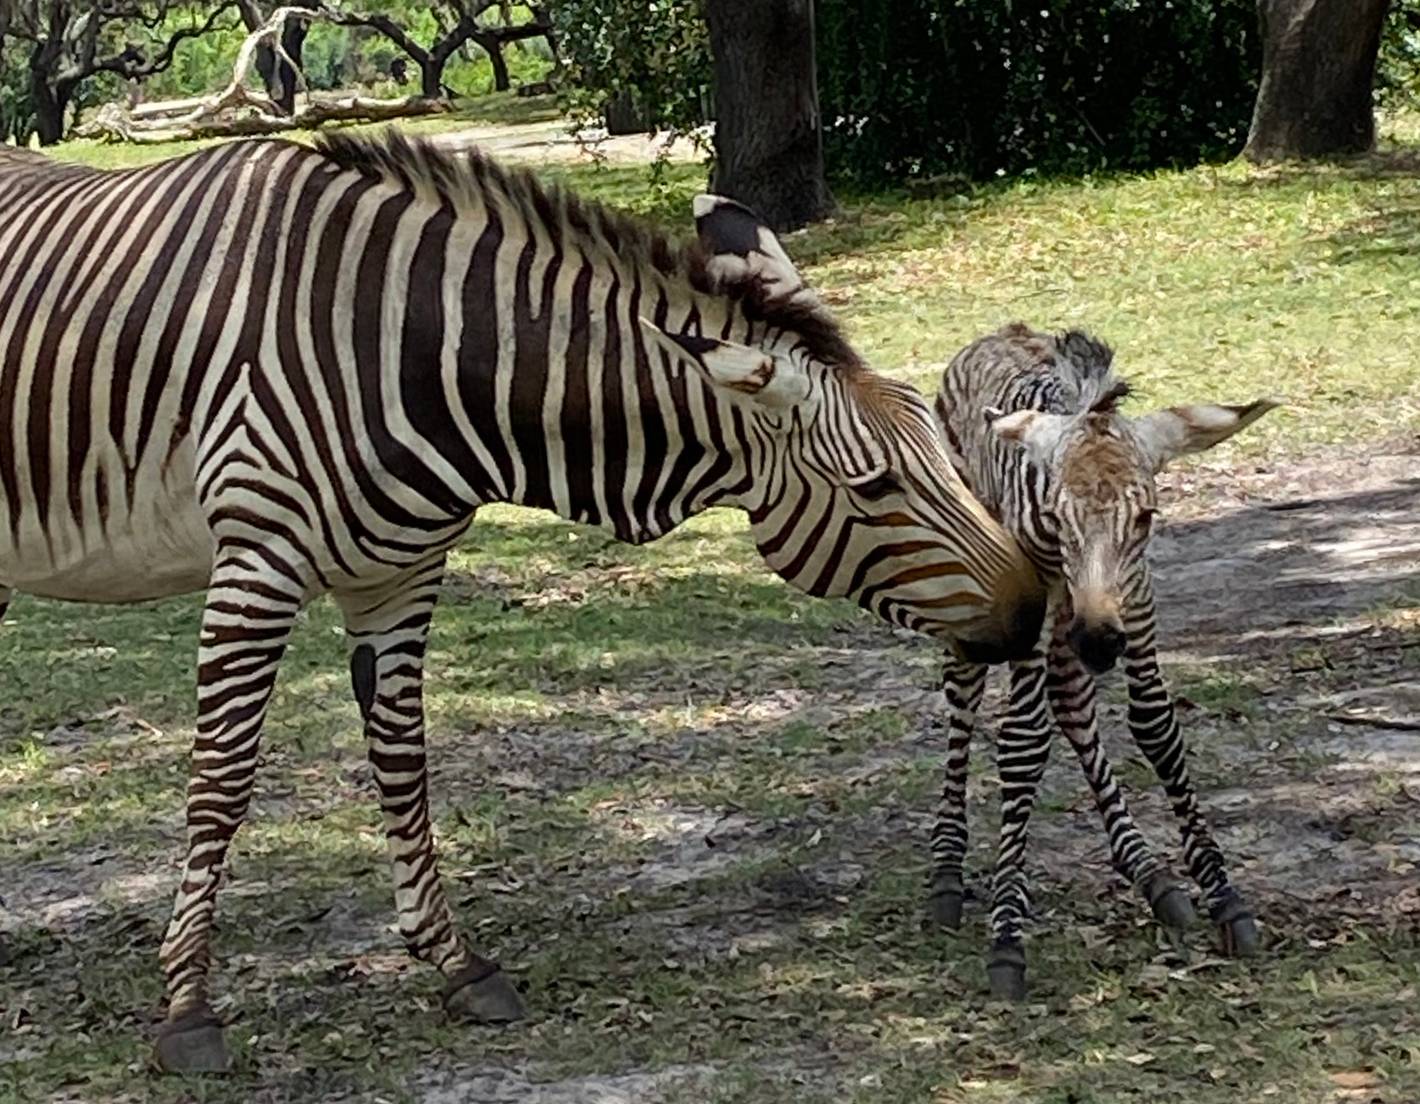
(849, 473, 903, 502)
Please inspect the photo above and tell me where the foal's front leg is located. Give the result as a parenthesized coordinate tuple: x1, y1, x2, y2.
(337, 559, 526, 1023)
(986, 653, 1053, 999)
(1123, 572, 1259, 955)
(927, 657, 986, 928)
(1044, 634, 1195, 931)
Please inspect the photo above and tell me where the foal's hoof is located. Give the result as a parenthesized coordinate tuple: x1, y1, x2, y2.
(1212, 894, 1261, 958)
(153, 1008, 232, 1074)
(1142, 873, 1196, 931)
(926, 875, 966, 929)
(443, 963, 526, 1024)
(986, 940, 1027, 1002)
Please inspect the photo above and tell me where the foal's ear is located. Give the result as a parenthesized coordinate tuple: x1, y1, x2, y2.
(638, 319, 812, 409)
(1132, 398, 1281, 471)
(987, 407, 1072, 464)
(692, 194, 816, 307)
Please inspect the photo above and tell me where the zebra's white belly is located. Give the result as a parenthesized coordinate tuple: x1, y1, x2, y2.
(0, 447, 214, 604)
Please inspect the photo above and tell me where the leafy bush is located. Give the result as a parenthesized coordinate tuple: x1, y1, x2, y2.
(1378, 0, 1420, 109)
(817, 0, 1261, 185)
(551, 0, 712, 135)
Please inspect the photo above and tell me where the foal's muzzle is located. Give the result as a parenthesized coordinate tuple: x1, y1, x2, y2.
(1067, 617, 1127, 675)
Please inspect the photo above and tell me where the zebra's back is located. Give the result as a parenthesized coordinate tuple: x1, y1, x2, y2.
(0, 141, 314, 601)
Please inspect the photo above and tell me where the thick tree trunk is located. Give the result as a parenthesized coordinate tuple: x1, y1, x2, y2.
(30, 76, 68, 146)
(1244, 0, 1390, 162)
(704, 0, 832, 231)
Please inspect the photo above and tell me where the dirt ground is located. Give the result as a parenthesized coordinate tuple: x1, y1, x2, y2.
(3, 436, 1418, 1102)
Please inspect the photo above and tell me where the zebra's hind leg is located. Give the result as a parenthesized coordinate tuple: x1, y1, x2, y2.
(986, 654, 1053, 1000)
(337, 562, 526, 1025)
(928, 658, 986, 928)
(1123, 577, 1259, 956)
(1045, 638, 1195, 932)
(155, 557, 305, 1074)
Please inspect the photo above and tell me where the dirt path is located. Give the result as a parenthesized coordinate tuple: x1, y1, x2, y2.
(426, 118, 703, 167)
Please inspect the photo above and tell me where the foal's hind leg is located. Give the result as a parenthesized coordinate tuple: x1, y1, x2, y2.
(336, 558, 525, 1024)
(927, 658, 986, 928)
(1045, 635, 1194, 931)
(1123, 572, 1258, 956)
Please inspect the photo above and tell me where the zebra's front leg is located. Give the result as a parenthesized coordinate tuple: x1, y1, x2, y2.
(1123, 582, 1259, 956)
(986, 655, 1053, 1000)
(927, 657, 986, 928)
(155, 558, 304, 1074)
(338, 564, 526, 1024)
(1044, 639, 1195, 931)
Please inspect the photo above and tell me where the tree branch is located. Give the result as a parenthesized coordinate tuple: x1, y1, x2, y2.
(87, 0, 241, 80)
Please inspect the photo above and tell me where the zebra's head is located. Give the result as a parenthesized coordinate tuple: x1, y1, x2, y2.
(989, 381, 1279, 673)
(639, 197, 1046, 662)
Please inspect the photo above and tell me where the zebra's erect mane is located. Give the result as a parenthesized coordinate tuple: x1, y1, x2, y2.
(314, 130, 860, 371)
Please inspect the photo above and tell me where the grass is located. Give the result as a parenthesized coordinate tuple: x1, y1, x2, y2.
(4, 104, 1420, 1103)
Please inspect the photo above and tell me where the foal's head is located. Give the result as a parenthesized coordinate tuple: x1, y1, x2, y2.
(989, 349, 1277, 673)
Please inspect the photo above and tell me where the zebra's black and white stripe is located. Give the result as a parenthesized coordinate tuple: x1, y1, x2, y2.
(0, 136, 1046, 1069)
(925, 322, 1277, 998)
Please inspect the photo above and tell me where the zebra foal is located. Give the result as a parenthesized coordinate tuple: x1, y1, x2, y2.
(925, 323, 1277, 998)
(0, 135, 1045, 1070)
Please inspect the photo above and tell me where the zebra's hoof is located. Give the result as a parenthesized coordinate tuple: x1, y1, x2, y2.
(926, 875, 966, 929)
(1212, 895, 1260, 958)
(443, 964, 526, 1024)
(986, 940, 1027, 1002)
(1142, 874, 1196, 931)
(153, 1007, 232, 1074)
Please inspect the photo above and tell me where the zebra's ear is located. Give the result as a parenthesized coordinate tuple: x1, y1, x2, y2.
(988, 408, 1070, 462)
(1131, 397, 1280, 471)
(638, 319, 812, 409)
(692, 194, 813, 307)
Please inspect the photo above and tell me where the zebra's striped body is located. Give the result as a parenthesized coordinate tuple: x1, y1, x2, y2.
(926, 323, 1276, 997)
(0, 137, 1044, 1068)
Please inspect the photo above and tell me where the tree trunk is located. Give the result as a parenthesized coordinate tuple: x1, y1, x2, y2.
(481, 37, 509, 92)
(30, 76, 69, 146)
(1244, 0, 1390, 162)
(704, 0, 832, 231)
(419, 57, 445, 99)
(241, 0, 314, 115)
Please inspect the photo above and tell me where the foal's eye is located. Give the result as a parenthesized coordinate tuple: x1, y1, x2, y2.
(850, 473, 902, 501)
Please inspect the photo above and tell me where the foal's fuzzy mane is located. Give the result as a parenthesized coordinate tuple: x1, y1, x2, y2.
(314, 130, 859, 370)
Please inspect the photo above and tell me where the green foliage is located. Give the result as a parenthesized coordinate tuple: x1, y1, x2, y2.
(818, 0, 1260, 185)
(550, 0, 712, 135)
(0, 37, 34, 144)
(1378, 0, 1420, 109)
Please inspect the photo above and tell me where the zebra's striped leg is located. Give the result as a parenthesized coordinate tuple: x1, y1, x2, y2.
(1045, 638, 1195, 931)
(1123, 581, 1259, 956)
(986, 654, 1052, 1000)
(155, 558, 304, 1073)
(928, 657, 986, 928)
(338, 566, 526, 1024)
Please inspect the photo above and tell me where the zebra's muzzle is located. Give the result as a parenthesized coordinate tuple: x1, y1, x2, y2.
(1067, 617, 1127, 675)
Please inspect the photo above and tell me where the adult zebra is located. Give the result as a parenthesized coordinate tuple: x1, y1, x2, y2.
(926, 323, 1276, 998)
(0, 135, 1044, 1071)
